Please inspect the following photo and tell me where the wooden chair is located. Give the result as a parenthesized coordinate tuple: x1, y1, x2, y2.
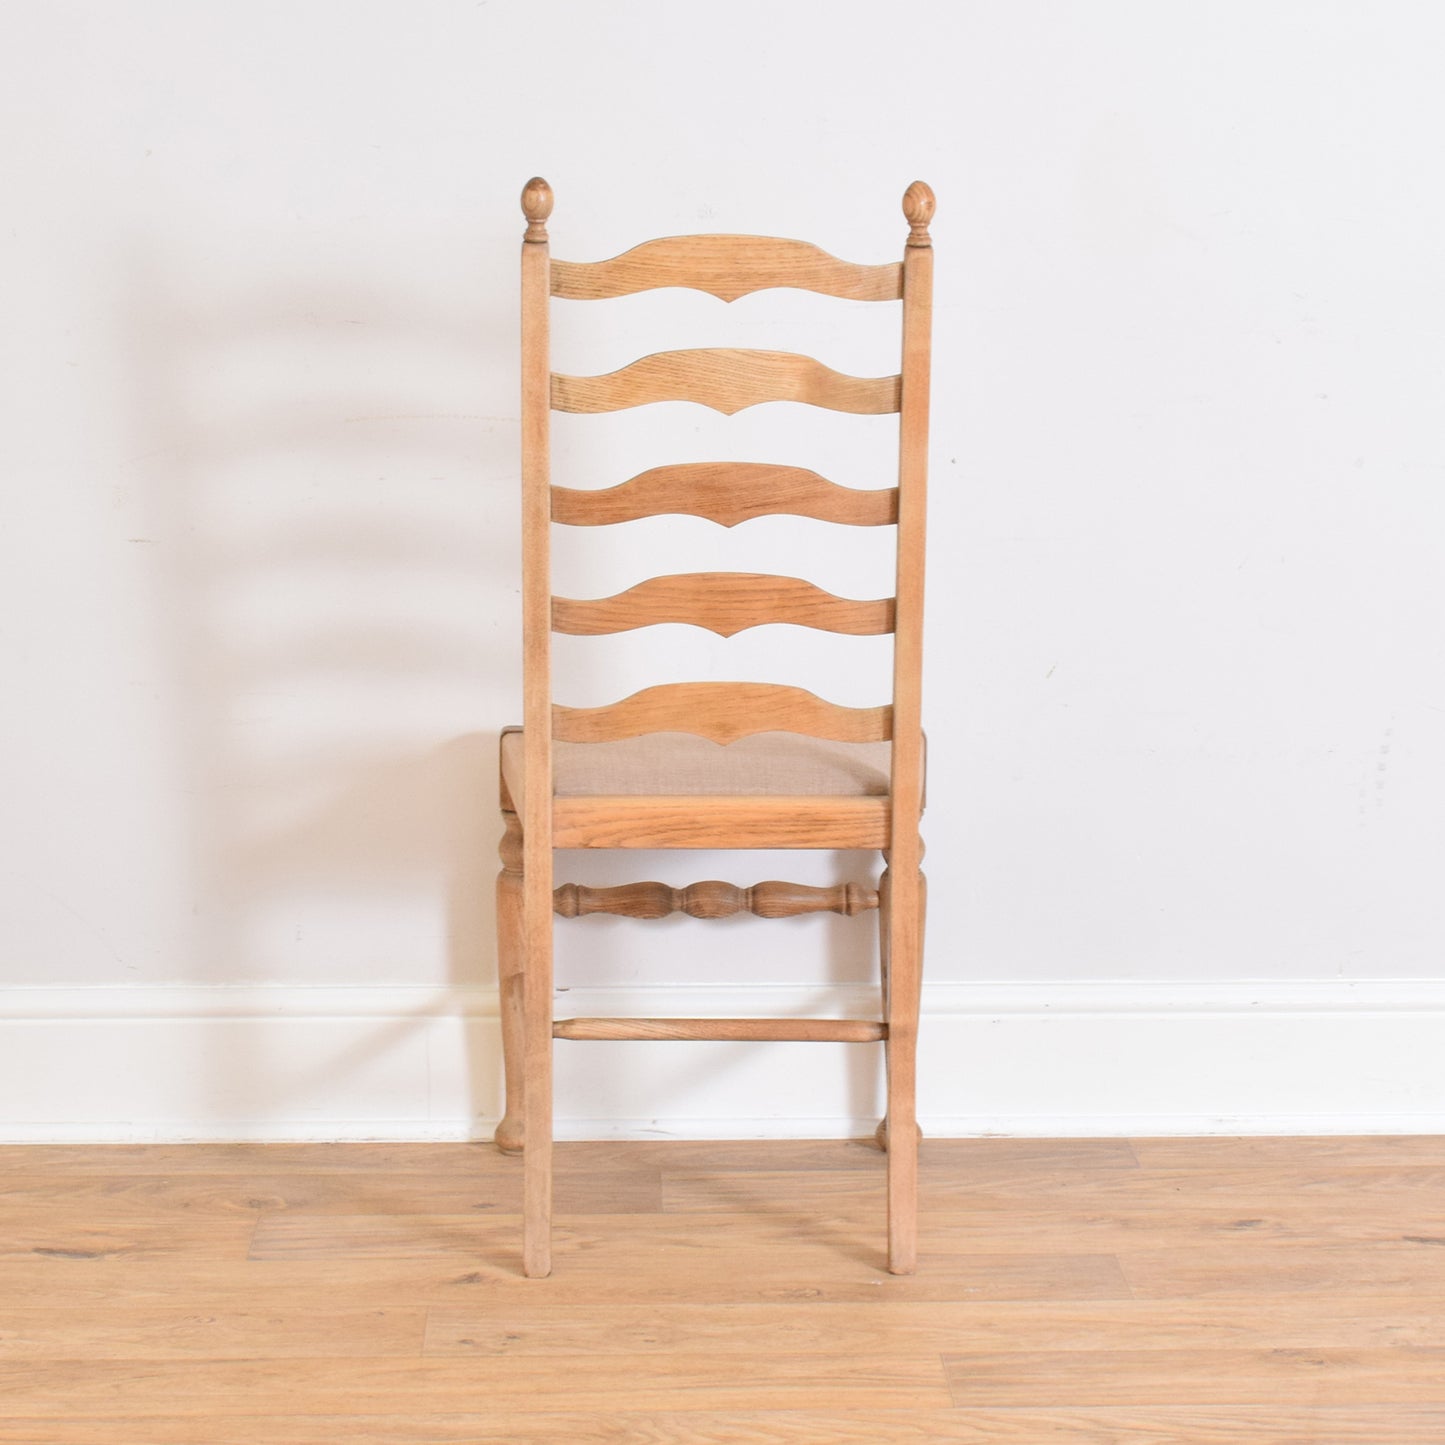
(495, 177, 934, 1277)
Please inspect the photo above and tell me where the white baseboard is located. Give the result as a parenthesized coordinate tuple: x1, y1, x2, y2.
(4, 980, 1444, 1142)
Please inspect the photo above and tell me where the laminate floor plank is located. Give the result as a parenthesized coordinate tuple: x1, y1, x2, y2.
(0, 1140, 891, 1176)
(1122, 1241, 1445, 1298)
(1130, 1134, 1445, 1168)
(0, 1352, 953, 1419)
(0, 1214, 257, 1262)
(423, 1296, 1445, 1357)
(664, 1169, 1445, 1237)
(915, 1206, 1445, 1250)
(5, 1408, 1445, 1445)
(0, 1247, 1129, 1307)
(20, 1173, 1431, 1243)
(0, 1307, 427, 1361)
(876, 1164, 1445, 1205)
(943, 1346, 1445, 1406)
(0, 1167, 662, 1216)
(510, 1137, 1141, 1176)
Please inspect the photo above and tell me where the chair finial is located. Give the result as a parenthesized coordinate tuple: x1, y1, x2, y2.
(521, 177, 553, 242)
(902, 181, 935, 248)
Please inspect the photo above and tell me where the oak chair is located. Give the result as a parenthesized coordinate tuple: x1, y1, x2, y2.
(496, 177, 934, 1277)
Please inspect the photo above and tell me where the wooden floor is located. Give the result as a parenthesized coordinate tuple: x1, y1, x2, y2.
(3, 1137, 1445, 1441)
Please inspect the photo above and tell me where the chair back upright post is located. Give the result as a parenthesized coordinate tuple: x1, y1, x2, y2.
(519, 176, 556, 1280)
(883, 180, 934, 1275)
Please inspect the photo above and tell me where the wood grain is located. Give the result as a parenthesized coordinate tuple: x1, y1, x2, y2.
(552, 681, 891, 745)
(552, 572, 894, 637)
(551, 349, 901, 415)
(551, 463, 897, 528)
(550, 233, 903, 303)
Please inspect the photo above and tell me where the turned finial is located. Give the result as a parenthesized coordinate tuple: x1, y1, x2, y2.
(521, 176, 553, 242)
(902, 180, 935, 248)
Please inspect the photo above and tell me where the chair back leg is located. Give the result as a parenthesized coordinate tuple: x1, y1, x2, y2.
(883, 853, 926, 1274)
(521, 831, 555, 1277)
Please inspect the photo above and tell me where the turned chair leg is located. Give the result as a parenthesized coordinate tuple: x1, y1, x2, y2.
(494, 793, 525, 1155)
(875, 854, 925, 1155)
(883, 850, 926, 1275)
(521, 827, 555, 1278)
(875, 857, 893, 1153)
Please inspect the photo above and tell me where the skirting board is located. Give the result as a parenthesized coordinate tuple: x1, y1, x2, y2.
(3, 980, 1444, 1142)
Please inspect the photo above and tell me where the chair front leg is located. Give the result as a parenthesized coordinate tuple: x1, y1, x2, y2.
(493, 797, 525, 1155)
(875, 855, 892, 1153)
(876, 856, 926, 1154)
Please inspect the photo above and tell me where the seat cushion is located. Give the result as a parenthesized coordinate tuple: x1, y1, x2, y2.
(502, 729, 892, 799)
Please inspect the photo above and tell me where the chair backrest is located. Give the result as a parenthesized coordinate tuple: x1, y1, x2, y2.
(517, 177, 933, 845)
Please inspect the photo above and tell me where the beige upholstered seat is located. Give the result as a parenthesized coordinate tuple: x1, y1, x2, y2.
(502, 728, 893, 801)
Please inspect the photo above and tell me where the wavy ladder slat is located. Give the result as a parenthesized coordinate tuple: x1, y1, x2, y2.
(552, 464, 898, 528)
(552, 681, 892, 745)
(552, 573, 894, 638)
(551, 349, 901, 416)
(550, 235, 903, 303)
(553, 879, 879, 919)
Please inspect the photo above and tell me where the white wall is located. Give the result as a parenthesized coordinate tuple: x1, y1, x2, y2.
(3, 0, 1443, 1139)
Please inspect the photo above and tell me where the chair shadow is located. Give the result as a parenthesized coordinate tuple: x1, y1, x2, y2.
(120, 230, 889, 1164)
(657, 1149, 888, 1272)
(122, 236, 516, 1141)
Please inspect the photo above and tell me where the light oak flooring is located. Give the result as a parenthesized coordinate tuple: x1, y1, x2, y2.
(3, 1136, 1445, 1441)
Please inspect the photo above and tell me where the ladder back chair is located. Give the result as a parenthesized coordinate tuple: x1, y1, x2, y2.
(496, 177, 934, 1277)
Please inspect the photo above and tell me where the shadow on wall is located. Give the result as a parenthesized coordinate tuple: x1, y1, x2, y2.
(117, 228, 889, 1140)
(121, 234, 514, 1135)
